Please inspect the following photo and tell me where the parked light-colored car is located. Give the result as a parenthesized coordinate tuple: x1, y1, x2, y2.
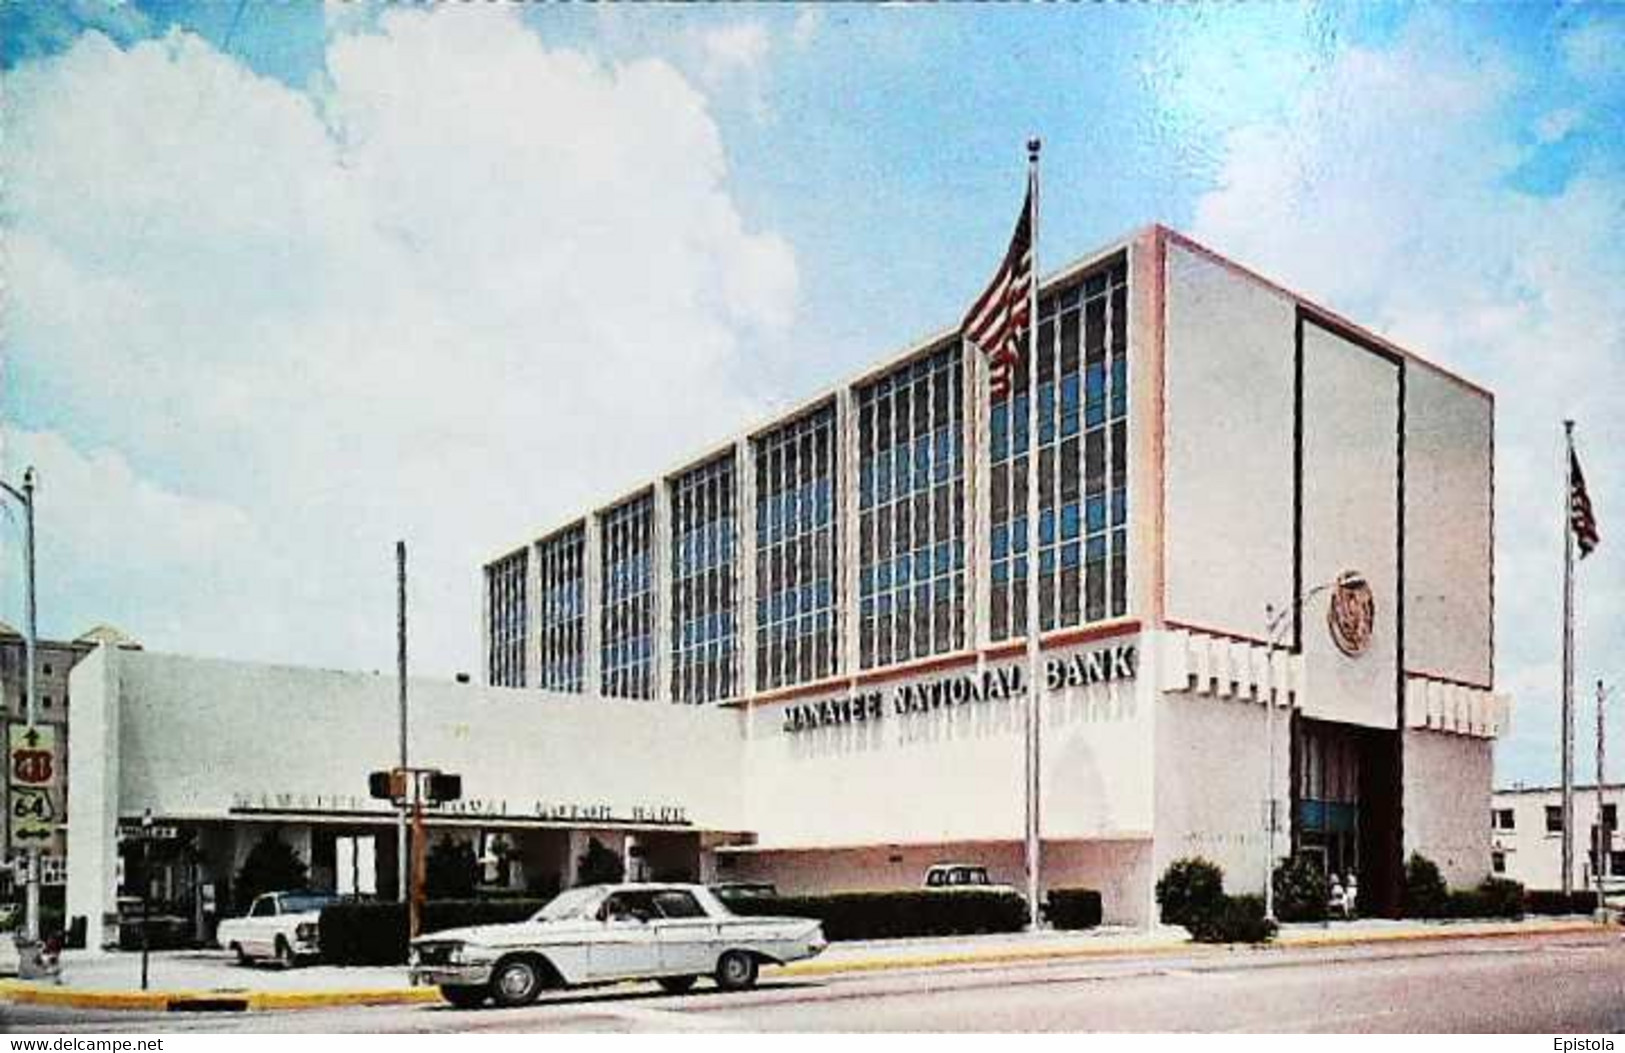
(923, 863, 1016, 892)
(409, 882, 827, 1008)
(216, 890, 339, 967)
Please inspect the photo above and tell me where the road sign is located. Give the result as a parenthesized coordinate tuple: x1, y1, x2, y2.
(8, 725, 57, 787)
(9, 787, 54, 847)
(117, 823, 179, 842)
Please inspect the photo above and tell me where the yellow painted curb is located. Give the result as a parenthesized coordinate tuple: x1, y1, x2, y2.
(0, 978, 438, 1013)
(775, 919, 1608, 978)
(0, 920, 1604, 1012)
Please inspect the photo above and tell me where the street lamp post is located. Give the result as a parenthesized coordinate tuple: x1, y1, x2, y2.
(0, 469, 40, 944)
(1261, 576, 1359, 923)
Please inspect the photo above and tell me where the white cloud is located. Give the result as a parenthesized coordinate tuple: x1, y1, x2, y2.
(1, 7, 798, 674)
(699, 22, 770, 81)
(1188, 14, 1625, 785)
(1533, 106, 1584, 145)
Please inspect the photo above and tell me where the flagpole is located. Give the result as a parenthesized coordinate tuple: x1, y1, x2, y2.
(1596, 678, 1607, 896)
(1562, 420, 1576, 896)
(1023, 137, 1043, 931)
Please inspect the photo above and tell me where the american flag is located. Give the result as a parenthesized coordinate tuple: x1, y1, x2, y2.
(1572, 449, 1600, 558)
(961, 186, 1033, 401)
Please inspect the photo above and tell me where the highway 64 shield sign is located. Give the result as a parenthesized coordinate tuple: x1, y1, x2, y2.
(9, 786, 53, 847)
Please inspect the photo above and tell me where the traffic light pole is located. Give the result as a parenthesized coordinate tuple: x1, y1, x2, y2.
(396, 542, 409, 910)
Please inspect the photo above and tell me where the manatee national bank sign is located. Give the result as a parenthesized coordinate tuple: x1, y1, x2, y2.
(779, 643, 1138, 734)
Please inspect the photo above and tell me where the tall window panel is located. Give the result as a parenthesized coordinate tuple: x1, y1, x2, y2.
(670, 456, 737, 704)
(988, 257, 1129, 641)
(537, 526, 586, 692)
(485, 550, 528, 687)
(857, 347, 967, 670)
(601, 494, 655, 699)
(754, 405, 838, 691)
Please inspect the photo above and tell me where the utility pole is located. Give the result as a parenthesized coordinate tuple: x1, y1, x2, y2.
(0, 470, 40, 943)
(1597, 679, 1609, 896)
(396, 541, 409, 907)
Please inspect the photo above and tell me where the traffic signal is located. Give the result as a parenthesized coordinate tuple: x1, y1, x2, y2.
(426, 772, 462, 805)
(368, 770, 405, 801)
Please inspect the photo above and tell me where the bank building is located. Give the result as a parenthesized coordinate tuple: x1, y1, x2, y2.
(64, 225, 1507, 947)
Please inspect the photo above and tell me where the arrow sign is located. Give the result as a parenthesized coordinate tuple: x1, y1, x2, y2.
(8, 725, 56, 787)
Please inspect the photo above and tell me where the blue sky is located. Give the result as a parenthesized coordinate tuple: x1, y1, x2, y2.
(1, 1, 1621, 787)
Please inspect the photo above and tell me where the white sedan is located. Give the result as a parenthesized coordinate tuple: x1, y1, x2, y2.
(216, 891, 339, 967)
(408, 883, 827, 1008)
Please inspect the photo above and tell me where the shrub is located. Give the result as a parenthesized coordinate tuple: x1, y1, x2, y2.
(1525, 889, 1599, 916)
(1187, 894, 1277, 944)
(1475, 877, 1525, 919)
(1156, 857, 1226, 928)
(319, 898, 549, 966)
(234, 830, 308, 912)
(1272, 855, 1329, 923)
(576, 837, 624, 886)
(725, 889, 1027, 941)
(1402, 852, 1449, 919)
(1044, 888, 1103, 930)
(425, 839, 478, 900)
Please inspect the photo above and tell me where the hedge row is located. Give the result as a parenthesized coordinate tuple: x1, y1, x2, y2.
(1043, 888, 1103, 930)
(319, 899, 548, 966)
(1443, 878, 1525, 920)
(726, 889, 1027, 940)
(1525, 890, 1599, 916)
(1188, 893, 1277, 944)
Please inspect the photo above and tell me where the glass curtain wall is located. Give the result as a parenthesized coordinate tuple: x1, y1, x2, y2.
(754, 405, 838, 690)
(856, 346, 967, 669)
(670, 456, 737, 703)
(988, 257, 1129, 640)
(601, 493, 655, 698)
(485, 550, 528, 687)
(537, 525, 586, 692)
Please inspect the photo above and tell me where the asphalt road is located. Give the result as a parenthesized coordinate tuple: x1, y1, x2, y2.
(4, 930, 1621, 1034)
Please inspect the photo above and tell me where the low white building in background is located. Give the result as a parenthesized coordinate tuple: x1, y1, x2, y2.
(67, 226, 1510, 948)
(1491, 784, 1623, 893)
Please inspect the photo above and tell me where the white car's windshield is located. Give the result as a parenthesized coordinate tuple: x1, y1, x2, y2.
(534, 886, 605, 922)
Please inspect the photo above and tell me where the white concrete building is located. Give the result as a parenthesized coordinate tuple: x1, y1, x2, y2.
(67, 226, 1509, 947)
(1491, 784, 1622, 893)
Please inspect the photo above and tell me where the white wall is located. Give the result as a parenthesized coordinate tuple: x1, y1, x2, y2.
(111, 650, 745, 830)
(1162, 242, 1296, 640)
(1404, 365, 1494, 687)
(1403, 729, 1493, 888)
(65, 645, 118, 949)
(739, 637, 1154, 850)
(1493, 787, 1622, 892)
(1152, 691, 1289, 900)
(1299, 321, 1400, 730)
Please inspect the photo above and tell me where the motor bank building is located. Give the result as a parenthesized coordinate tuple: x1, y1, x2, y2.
(65, 225, 1508, 945)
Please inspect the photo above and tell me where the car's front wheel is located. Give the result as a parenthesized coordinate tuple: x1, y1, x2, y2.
(490, 956, 546, 1008)
(714, 950, 759, 992)
(274, 937, 297, 969)
(657, 975, 698, 994)
(440, 985, 487, 1009)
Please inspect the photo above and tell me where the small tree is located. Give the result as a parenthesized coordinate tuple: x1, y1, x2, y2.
(425, 838, 478, 900)
(1402, 851, 1449, 919)
(1273, 854, 1329, 923)
(1156, 857, 1226, 928)
(575, 837, 625, 886)
(234, 830, 308, 912)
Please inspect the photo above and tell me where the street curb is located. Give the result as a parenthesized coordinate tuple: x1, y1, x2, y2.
(0, 920, 1603, 1012)
(0, 979, 440, 1013)
(773, 918, 1607, 977)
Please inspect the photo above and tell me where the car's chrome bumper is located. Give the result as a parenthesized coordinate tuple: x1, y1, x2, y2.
(410, 963, 493, 987)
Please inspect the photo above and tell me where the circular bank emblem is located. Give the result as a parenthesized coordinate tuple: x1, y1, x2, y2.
(1327, 572, 1374, 657)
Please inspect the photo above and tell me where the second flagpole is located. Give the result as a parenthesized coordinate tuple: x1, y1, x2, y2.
(1023, 137, 1043, 931)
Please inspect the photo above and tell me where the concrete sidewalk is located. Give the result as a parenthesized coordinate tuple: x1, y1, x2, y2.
(0, 915, 1606, 1012)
